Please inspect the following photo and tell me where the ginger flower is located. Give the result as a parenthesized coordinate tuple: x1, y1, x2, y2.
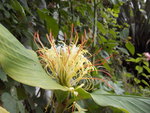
(34, 32, 111, 91)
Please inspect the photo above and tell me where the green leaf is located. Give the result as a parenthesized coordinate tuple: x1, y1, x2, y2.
(143, 66, 150, 73)
(0, 68, 8, 82)
(37, 9, 59, 37)
(126, 58, 136, 62)
(17, 101, 25, 113)
(135, 58, 143, 63)
(141, 80, 149, 87)
(55, 90, 68, 103)
(109, 29, 117, 38)
(11, 0, 26, 18)
(91, 93, 150, 113)
(125, 73, 132, 77)
(134, 78, 141, 84)
(0, 24, 67, 91)
(97, 22, 107, 35)
(117, 47, 129, 55)
(1, 92, 17, 113)
(135, 66, 143, 74)
(120, 28, 129, 39)
(125, 42, 135, 55)
(99, 35, 107, 44)
(76, 88, 91, 100)
(143, 61, 149, 67)
(69, 88, 91, 104)
(100, 50, 110, 60)
(137, 53, 142, 57)
(126, 57, 142, 63)
(141, 73, 149, 78)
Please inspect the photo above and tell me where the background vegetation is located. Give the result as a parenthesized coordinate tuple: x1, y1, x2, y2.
(0, 0, 150, 113)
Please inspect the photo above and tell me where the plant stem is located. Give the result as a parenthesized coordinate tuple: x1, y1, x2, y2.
(55, 101, 67, 113)
(70, 0, 74, 21)
(58, 0, 61, 29)
(55, 104, 63, 113)
(55, 91, 70, 113)
(92, 0, 98, 64)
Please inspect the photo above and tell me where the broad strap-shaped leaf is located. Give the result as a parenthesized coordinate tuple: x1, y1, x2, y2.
(0, 24, 67, 91)
(91, 92, 150, 113)
(74, 89, 150, 113)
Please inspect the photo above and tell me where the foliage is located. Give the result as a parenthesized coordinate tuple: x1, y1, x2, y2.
(118, 0, 150, 53)
(1, 24, 150, 113)
(0, 0, 150, 113)
(126, 53, 150, 94)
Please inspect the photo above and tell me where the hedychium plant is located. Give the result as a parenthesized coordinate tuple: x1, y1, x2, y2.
(34, 31, 112, 91)
(33, 31, 113, 112)
(0, 24, 150, 113)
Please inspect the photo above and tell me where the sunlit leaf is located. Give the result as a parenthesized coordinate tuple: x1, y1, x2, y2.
(143, 65, 150, 73)
(134, 78, 141, 84)
(141, 80, 149, 87)
(135, 66, 143, 74)
(125, 42, 135, 55)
